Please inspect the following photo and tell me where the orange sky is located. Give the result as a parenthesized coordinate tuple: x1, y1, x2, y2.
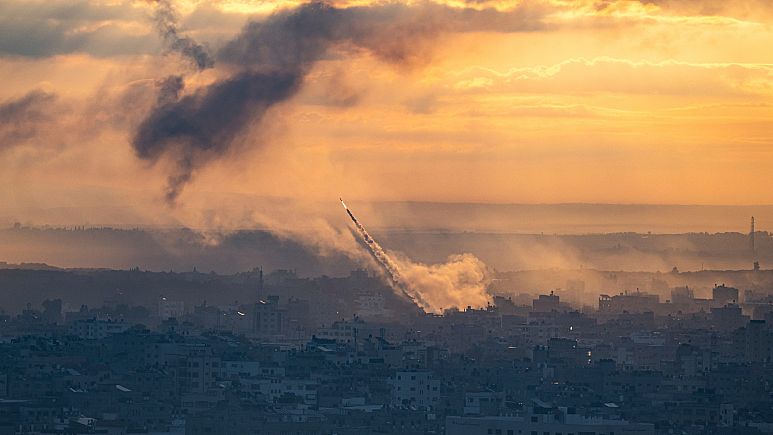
(1, 0, 773, 229)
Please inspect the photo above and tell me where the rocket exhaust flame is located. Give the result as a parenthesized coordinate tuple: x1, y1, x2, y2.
(340, 198, 429, 310)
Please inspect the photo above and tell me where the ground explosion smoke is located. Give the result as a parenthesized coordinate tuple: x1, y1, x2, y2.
(341, 199, 491, 313)
(132, 1, 547, 203)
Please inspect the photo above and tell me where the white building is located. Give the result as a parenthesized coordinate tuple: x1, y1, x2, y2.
(355, 293, 392, 319)
(526, 312, 561, 344)
(70, 318, 131, 339)
(446, 406, 655, 435)
(315, 318, 365, 344)
(221, 360, 285, 379)
(239, 378, 317, 406)
(158, 298, 185, 320)
(390, 370, 440, 410)
(464, 391, 503, 416)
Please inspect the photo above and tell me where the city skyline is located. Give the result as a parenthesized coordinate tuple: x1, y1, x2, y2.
(2, 3, 773, 433)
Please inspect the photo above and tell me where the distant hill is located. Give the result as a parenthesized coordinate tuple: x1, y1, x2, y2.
(3, 201, 773, 234)
(0, 261, 61, 271)
(0, 226, 358, 276)
(0, 225, 769, 274)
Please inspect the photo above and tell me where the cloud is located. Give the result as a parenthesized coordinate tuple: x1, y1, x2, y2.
(0, 0, 160, 58)
(548, 0, 764, 28)
(0, 0, 766, 60)
(450, 57, 773, 99)
(639, 0, 773, 19)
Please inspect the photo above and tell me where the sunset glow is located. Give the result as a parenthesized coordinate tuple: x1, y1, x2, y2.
(2, 0, 773, 230)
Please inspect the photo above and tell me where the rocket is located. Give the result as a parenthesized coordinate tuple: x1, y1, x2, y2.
(341, 197, 373, 244)
(340, 197, 355, 222)
(340, 197, 429, 310)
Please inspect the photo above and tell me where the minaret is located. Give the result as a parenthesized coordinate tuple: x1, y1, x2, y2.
(257, 266, 264, 301)
(751, 217, 760, 271)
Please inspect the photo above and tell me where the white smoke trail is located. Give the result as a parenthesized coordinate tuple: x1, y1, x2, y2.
(340, 199, 491, 313)
(340, 198, 430, 309)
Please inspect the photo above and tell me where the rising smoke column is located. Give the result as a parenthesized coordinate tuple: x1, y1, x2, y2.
(150, 0, 214, 71)
(139, 0, 216, 203)
(132, 1, 549, 203)
(133, 70, 301, 204)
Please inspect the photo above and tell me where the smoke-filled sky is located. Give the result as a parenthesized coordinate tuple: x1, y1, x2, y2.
(2, 0, 773, 230)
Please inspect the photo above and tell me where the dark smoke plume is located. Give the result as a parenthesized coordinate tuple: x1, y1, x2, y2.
(151, 0, 214, 71)
(133, 1, 548, 203)
(134, 70, 301, 203)
(155, 75, 185, 106)
(0, 90, 57, 150)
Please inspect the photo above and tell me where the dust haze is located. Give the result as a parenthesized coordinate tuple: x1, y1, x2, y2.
(2, 1, 773, 312)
